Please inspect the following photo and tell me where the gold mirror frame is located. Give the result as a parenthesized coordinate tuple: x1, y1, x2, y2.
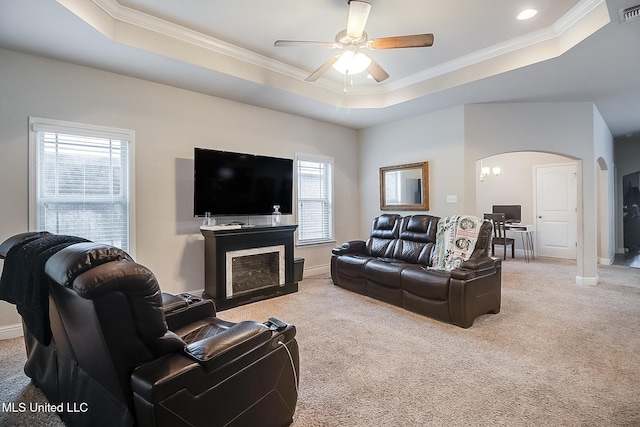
(379, 161, 429, 211)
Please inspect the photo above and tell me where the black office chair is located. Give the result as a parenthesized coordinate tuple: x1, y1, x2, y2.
(484, 213, 515, 260)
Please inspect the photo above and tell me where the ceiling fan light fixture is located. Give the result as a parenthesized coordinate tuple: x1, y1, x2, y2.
(332, 50, 372, 75)
(276, 0, 431, 84)
(517, 9, 538, 20)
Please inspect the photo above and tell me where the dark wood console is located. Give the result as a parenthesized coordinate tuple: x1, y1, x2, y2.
(200, 224, 298, 310)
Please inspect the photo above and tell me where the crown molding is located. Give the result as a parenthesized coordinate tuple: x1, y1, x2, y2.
(57, 0, 608, 105)
(89, 0, 309, 82)
(387, 0, 608, 92)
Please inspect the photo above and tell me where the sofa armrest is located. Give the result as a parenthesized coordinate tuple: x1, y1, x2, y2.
(332, 240, 366, 256)
(131, 326, 299, 427)
(184, 321, 272, 371)
(164, 299, 217, 332)
(451, 256, 500, 278)
(462, 256, 496, 270)
(132, 325, 296, 401)
(449, 258, 502, 328)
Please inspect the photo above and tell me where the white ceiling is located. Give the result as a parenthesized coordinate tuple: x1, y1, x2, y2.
(1, 0, 639, 136)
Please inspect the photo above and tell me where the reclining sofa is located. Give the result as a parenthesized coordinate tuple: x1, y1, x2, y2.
(0, 232, 299, 427)
(331, 214, 501, 328)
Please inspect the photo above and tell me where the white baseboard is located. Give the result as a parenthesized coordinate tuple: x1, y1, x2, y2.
(599, 256, 613, 266)
(0, 323, 23, 340)
(303, 265, 330, 278)
(575, 275, 599, 286)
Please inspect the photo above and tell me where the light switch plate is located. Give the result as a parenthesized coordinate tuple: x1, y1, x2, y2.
(446, 195, 457, 203)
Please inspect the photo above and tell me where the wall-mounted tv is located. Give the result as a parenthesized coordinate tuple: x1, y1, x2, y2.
(194, 148, 293, 216)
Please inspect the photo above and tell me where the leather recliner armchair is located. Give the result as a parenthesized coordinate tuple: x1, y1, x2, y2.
(0, 232, 299, 427)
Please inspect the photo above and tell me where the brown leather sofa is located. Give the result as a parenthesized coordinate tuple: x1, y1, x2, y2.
(331, 214, 501, 328)
(0, 232, 299, 427)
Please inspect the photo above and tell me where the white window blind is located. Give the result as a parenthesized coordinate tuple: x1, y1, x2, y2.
(296, 154, 334, 245)
(29, 118, 134, 253)
(385, 171, 400, 204)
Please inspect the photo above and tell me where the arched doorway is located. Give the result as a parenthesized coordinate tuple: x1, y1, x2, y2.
(476, 151, 578, 260)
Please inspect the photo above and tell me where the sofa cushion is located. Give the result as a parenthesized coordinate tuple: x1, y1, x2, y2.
(367, 237, 397, 258)
(364, 258, 407, 288)
(393, 240, 434, 265)
(392, 215, 438, 264)
(71, 260, 168, 340)
(401, 266, 451, 301)
(402, 215, 438, 242)
(366, 214, 401, 257)
(45, 242, 133, 287)
(335, 254, 373, 278)
(374, 214, 398, 232)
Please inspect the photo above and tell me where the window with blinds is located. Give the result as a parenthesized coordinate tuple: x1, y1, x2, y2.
(29, 117, 134, 253)
(296, 154, 334, 245)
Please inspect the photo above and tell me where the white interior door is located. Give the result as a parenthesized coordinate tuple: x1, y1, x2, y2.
(535, 164, 577, 259)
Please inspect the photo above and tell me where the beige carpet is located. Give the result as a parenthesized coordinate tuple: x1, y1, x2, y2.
(1, 258, 639, 426)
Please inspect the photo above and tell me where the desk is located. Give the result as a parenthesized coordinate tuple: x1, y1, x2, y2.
(505, 224, 535, 262)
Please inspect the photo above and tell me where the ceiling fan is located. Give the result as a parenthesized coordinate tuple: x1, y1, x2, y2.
(274, 0, 434, 83)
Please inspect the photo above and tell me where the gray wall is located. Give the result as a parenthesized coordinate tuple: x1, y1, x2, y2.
(0, 47, 618, 334)
(358, 105, 467, 235)
(358, 102, 615, 284)
(0, 48, 360, 331)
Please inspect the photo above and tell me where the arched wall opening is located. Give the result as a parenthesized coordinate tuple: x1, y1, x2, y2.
(475, 151, 579, 260)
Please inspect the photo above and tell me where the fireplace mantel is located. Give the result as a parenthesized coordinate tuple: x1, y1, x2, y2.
(200, 224, 298, 310)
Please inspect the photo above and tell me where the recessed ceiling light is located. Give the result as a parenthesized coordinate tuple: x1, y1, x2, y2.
(517, 9, 538, 20)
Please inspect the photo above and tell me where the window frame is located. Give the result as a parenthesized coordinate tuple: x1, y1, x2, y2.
(28, 117, 136, 256)
(295, 153, 335, 246)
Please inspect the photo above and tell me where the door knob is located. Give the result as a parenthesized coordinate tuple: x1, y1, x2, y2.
(538, 216, 542, 218)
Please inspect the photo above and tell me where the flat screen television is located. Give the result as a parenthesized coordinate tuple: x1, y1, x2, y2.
(194, 148, 293, 216)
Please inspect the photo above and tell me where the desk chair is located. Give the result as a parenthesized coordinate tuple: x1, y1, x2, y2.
(484, 213, 515, 260)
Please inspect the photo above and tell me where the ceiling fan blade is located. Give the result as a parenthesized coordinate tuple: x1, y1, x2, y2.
(274, 40, 340, 49)
(305, 55, 341, 82)
(366, 59, 389, 82)
(368, 34, 434, 50)
(346, 1, 371, 39)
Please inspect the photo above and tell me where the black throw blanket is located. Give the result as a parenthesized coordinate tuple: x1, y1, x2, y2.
(0, 234, 88, 345)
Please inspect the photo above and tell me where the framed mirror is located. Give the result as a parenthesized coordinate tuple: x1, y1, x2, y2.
(380, 161, 429, 210)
